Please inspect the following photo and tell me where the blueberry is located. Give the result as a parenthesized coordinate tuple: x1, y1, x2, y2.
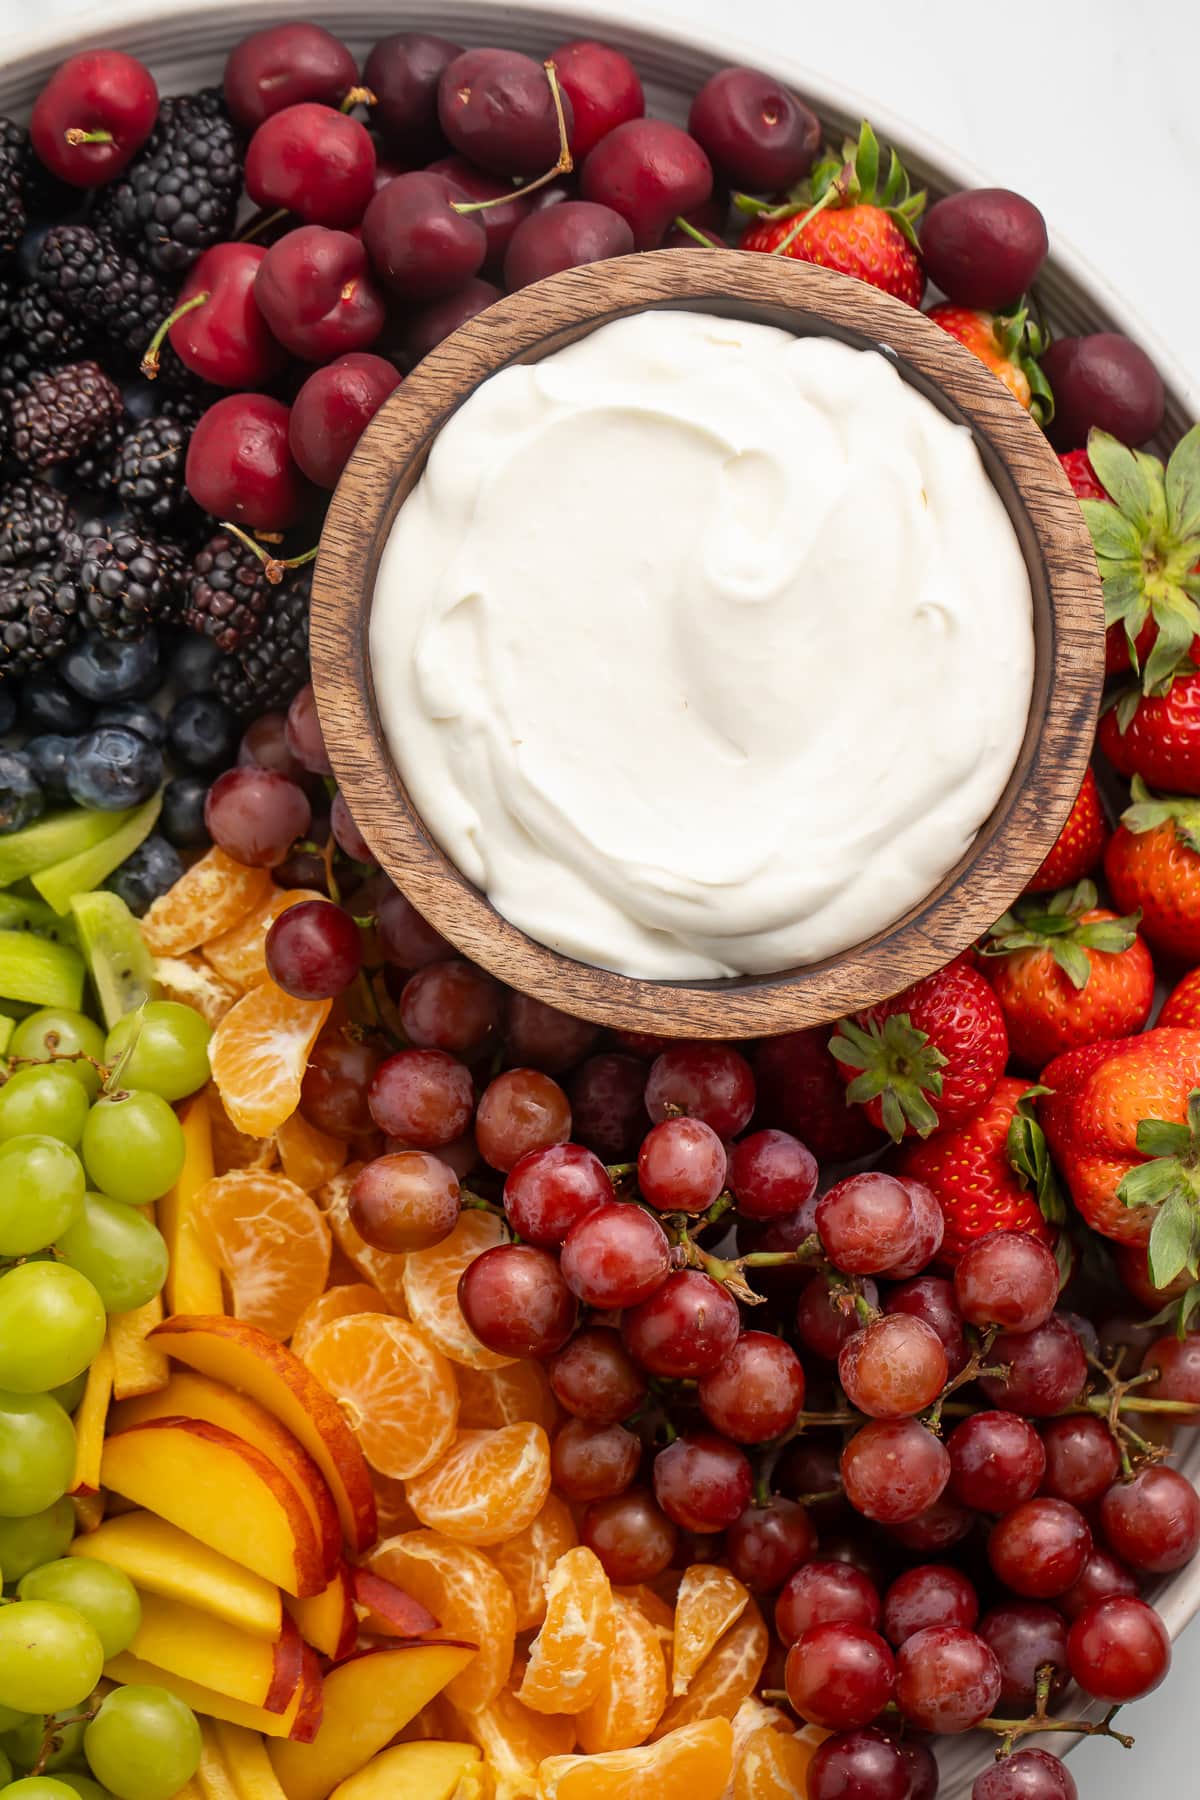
(24, 734, 78, 802)
(19, 670, 94, 734)
(94, 702, 166, 747)
(66, 727, 163, 811)
(0, 688, 15, 736)
(167, 633, 223, 696)
(106, 833, 184, 916)
(60, 630, 161, 704)
(0, 752, 45, 835)
(166, 693, 239, 772)
(161, 775, 210, 849)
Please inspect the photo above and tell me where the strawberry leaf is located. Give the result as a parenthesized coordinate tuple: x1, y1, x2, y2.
(1049, 940, 1093, 990)
(1086, 430, 1162, 534)
(1121, 776, 1200, 855)
(829, 1012, 946, 1143)
(1080, 498, 1143, 562)
(854, 121, 880, 204)
(1165, 424, 1200, 543)
(1140, 601, 1200, 694)
(1006, 1089, 1065, 1225)
(1136, 1119, 1193, 1158)
(1148, 1188, 1200, 1290)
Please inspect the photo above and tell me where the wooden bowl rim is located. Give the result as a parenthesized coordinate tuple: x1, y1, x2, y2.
(311, 248, 1104, 1036)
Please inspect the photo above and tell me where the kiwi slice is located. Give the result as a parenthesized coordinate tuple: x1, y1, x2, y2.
(0, 810, 125, 890)
(0, 931, 86, 1011)
(34, 793, 162, 916)
(71, 891, 158, 1030)
(0, 895, 79, 943)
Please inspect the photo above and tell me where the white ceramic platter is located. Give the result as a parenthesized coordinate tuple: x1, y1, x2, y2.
(2, 4, 1197, 1792)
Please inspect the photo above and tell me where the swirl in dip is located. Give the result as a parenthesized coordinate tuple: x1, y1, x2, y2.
(371, 309, 1034, 979)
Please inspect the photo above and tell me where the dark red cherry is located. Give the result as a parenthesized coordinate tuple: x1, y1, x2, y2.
(245, 102, 376, 228)
(154, 243, 287, 389)
(31, 49, 158, 186)
(549, 40, 644, 160)
(364, 33, 460, 162)
(224, 24, 359, 132)
(688, 66, 820, 192)
(289, 353, 401, 489)
(392, 280, 502, 367)
(438, 47, 575, 177)
(255, 226, 385, 361)
(1042, 333, 1166, 450)
(362, 172, 487, 301)
(504, 200, 634, 290)
(426, 155, 532, 266)
(185, 394, 309, 533)
(581, 118, 713, 250)
(920, 187, 1049, 311)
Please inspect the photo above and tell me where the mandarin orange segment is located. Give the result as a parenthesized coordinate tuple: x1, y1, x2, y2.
(190, 1169, 331, 1340)
(453, 1689, 575, 1800)
(276, 1110, 347, 1192)
(204, 888, 313, 990)
(395, 1697, 457, 1743)
(367, 1530, 515, 1714)
(456, 1360, 560, 1433)
(317, 1164, 409, 1312)
(153, 954, 240, 1025)
(671, 1564, 749, 1697)
(210, 981, 332, 1137)
(405, 1424, 551, 1547)
(303, 1312, 458, 1479)
(372, 1468, 420, 1536)
(141, 848, 273, 956)
(537, 1717, 734, 1800)
(403, 1211, 517, 1370)
(489, 1493, 578, 1632)
(727, 1697, 795, 1761)
(576, 1593, 667, 1755)
(208, 1086, 277, 1175)
(733, 1725, 819, 1799)
(517, 1546, 614, 1716)
(650, 1603, 768, 1740)
(290, 1284, 393, 1359)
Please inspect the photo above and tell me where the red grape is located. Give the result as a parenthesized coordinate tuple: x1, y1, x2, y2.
(367, 1048, 474, 1148)
(728, 1129, 818, 1222)
(377, 888, 453, 968)
(1039, 1415, 1121, 1507)
(644, 1042, 754, 1137)
(807, 1730, 912, 1800)
(284, 683, 332, 776)
(838, 1314, 948, 1419)
(560, 1202, 670, 1310)
(776, 1561, 881, 1646)
(637, 1115, 726, 1215)
(581, 1487, 676, 1583)
(886, 1276, 969, 1378)
(567, 1054, 647, 1161)
(239, 713, 304, 780)
(987, 1498, 1091, 1598)
(265, 899, 362, 999)
(885, 1177, 945, 1278)
(784, 1622, 895, 1731)
(816, 1172, 919, 1275)
(954, 1231, 1059, 1334)
(841, 1420, 950, 1525)
(978, 1602, 1069, 1710)
(946, 1411, 1046, 1514)
(652, 1431, 752, 1532)
(457, 1243, 575, 1358)
(890, 1495, 975, 1553)
(347, 1151, 459, 1253)
(1059, 1546, 1138, 1621)
(548, 1327, 646, 1425)
(1067, 1595, 1169, 1702)
(697, 1332, 805, 1443)
(301, 1031, 380, 1138)
(621, 1269, 740, 1379)
(978, 1317, 1087, 1416)
(895, 1626, 1002, 1732)
(503, 993, 597, 1074)
(725, 1497, 816, 1593)
(330, 790, 374, 865)
(551, 1418, 640, 1502)
(475, 1068, 571, 1171)
(503, 1142, 613, 1247)
(796, 1275, 880, 1361)
(883, 1563, 979, 1646)
(1140, 1332, 1200, 1413)
(204, 767, 311, 868)
(972, 1749, 1077, 1800)
(399, 961, 504, 1055)
(1099, 1464, 1200, 1573)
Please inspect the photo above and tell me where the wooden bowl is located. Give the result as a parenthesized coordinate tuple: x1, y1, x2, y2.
(311, 248, 1103, 1037)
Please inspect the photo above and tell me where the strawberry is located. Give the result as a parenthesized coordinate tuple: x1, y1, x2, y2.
(751, 1027, 883, 1162)
(1078, 424, 1200, 692)
(1099, 659, 1200, 793)
(927, 303, 1052, 423)
(1039, 1029, 1200, 1276)
(1105, 777, 1200, 965)
(1161, 967, 1200, 1029)
(981, 879, 1153, 1068)
(739, 121, 925, 307)
(830, 958, 1007, 1142)
(1024, 763, 1108, 893)
(1059, 449, 1106, 500)
(895, 1075, 1060, 1265)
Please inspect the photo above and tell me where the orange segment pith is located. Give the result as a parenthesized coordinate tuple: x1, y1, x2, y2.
(452, 1689, 574, 1800)
(290, 1285, 392, 1359)
(403, 1211, 516, 1370)
(317, 1164, 409, 1312)
(210, 981, 331, 1137)
(456, 1360, 559, 1433)
(204, 888, 313, 990)
(190, 1170, 331, 1341)
(141, 848, 273, 956)
(153, 954, 240, 1025)
(301, 1313, 458, 1479)
(367, 1529, 515, 1714)
(517, 1546, 614, 1716)
(650, 1602, 768, 1739)
(489, 1493, 578, 1631)
(576, 1592, 667, 1754)
(404, 1424, 551, 1547)
(734, 1724, 819, 1799)
(537, 1716, 734, 1800)
(671, 1564, 749, 1697)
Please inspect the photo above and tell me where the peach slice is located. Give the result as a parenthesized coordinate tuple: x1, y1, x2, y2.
(329, 1741, 483, 1800)
(106, 1647, 324, 1742)
(108, 1289, 169, 1399)
(101, 1418, 326, 1597)
(211, 1722, 291, 1800)
(284, 1562, 357, 1662)
(267, 1643, 478, 1800)
(351, 1568, 438, 1638)
(151, 1315, 376, 1554)
(114, 1369, 340, 1581)
(70, 1339, 113, 1496)
(131, 1593, 304, 1713)
(70, 1511, 282, 1641)
(197, 1718, 237, 1800)
(159, 1092, 225, 1318)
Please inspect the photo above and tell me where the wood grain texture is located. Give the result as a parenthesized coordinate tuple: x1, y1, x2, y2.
(311, 248, 1104, 1037)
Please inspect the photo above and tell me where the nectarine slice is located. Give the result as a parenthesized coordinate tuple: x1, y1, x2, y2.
(329, 1740, 482, 1800)
(284, 1562, 357, 1661)
(267, 1643, 478, 1800)
(152, 1315, 376, 1553)
(70, 1339, 113, 1496)
(366, 1532, 514, 1716)
(197, 1718, 239, 1800)
(100, 1418, 326, 1597)
(131, 1591, 303, 1712)
(70, 1511, 282, 1642)
(538, 1717, 735, 1800)
(114, 1369, 340, 1581)
(211, 1722, 291, 1800)
(159, 1091, 224, 1318)
(109, 1289, 169, 1399)
(105, 1646, 324, 1742)
(351, 1567, 438, 1638)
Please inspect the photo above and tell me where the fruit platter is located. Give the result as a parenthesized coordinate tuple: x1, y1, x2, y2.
(0, 4, 1197, 1799)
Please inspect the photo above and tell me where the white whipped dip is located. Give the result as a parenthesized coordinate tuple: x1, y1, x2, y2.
(371, 309, 1034, 980)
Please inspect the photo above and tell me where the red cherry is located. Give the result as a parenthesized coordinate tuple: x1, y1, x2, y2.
(362, 172, 487, 301)
(289, 353, 401, 490)
(245, 103, 376, 228)
(30, 50, 158, 187)
(364, 34, 461, 162)
(185, 394, 309, 532)
(426, 154, 531, 266)
(437, 48, 575, 177)
(255, 226, 385, 361)
(151, 243, 287, 389)
(581, 118, 713, 250)
(503, 200, 634, 290)
(392, 279, 502, 367)
(688, 67, 821, 193)
(549, 40, 644, 160)
(223, 24, 359, 132)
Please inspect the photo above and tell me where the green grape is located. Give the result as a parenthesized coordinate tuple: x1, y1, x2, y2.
(79, 1096, 184, 1208)
(0, 1752, 10, 1787)
(8, 1014, 106, 1101)
(1, 1781, 83, 1800)
(0, 1601, 103, 1712)
(0, 1497, 74, 1577)
(83, 1688, 201, 1800)
(0, 1138, 85, 1257)
(2, 1708, 86, 1774)
(50, 1372, 88, 1416)
(49, 1778, 110, 1800)
(18, 1560, 140, 1660)
(0, 1393, 76, 1517)
(0, 1266, 106, 1394)
(54, 1197, 168, 1318)
(0, 1714, 24, 1738)
(0, 1070, 89, 1150)
(103, 1006, 211, 1107)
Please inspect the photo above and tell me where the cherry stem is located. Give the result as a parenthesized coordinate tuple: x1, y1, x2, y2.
(451, 60, 573, 215)
(217, 521, 319, 585)
(64, 127, 113, 146)
(238, 205, 289, 244)
(339, 85, 377, 112)
(140, 289, 210, 379)
(980, 1665, 1133, 1755)
(671, 215, 716, 248)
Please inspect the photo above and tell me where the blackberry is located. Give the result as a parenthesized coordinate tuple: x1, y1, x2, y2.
(213, 574, 310, 717)
(114, 413, 193, 525)
(0, 566, 81, 674)
(0, 120, 28, 258)
(7, 361, 124, 472)
(11, 286, 89, 363)
(56, 518, 186, 640)
(97, 89, 241, 276)
(0, 480, 75, 570)
(183, 532, 273, 652)
(34, 223, 174, 362)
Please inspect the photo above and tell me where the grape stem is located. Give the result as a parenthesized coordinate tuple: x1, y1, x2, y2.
(451, 62, 574, 214)
(924, 1325, 1005, 1434)
(460, 1189, 507, 1222)
(979, 1665, 1134, 1756)
(30, 1700, 102, 1775)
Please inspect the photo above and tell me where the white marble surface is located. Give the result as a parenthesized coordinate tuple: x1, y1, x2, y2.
(4, 0, 1200, 1791)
